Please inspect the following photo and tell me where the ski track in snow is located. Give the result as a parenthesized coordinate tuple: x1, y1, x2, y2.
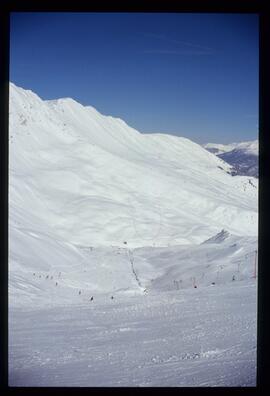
(9, 281, 256, 387)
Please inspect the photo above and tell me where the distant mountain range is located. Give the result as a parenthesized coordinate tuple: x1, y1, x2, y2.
(203, 140, 258, 178)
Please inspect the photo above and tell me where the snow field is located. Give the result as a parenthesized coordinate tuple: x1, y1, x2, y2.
(9, 280, 257, 386)
(8, 83, 258, 386)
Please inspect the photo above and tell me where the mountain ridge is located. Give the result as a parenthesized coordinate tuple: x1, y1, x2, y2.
(9, 82, 258, 248)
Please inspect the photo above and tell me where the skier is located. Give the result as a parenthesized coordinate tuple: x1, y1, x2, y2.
(90, 296, 94, 301)
(79, 290, 81, 295)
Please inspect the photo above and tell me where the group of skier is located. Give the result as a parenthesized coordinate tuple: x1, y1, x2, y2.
(33, 272, 117, 301)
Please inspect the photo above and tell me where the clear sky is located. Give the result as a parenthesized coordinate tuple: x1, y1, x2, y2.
(10, 12, 258, 144)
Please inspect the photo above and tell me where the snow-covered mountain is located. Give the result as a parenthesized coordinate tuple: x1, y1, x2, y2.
(9, 83, 258, 386)
(10, 83, 257, 245)
(204, 140, 258, 178)
(9, 82, 258, 302)
(204, 141, 258, 156)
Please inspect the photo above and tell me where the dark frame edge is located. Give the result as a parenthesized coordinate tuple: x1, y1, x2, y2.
(257, 7, 270, 390)
(0, 4, 10, 391)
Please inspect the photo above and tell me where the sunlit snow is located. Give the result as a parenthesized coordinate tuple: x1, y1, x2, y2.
(9, 83, 258, 387)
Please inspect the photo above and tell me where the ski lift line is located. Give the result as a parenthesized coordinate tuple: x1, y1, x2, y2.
(127, 248, 143, 289)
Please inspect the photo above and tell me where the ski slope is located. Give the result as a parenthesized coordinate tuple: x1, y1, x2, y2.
(9, 230, 258, 307)
(8, 83, 258, 386)
(9, 280, 256, 387)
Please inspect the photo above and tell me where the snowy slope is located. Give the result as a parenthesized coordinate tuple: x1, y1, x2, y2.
(9, 83, 257, 248)
(9, 82, 258, 302)
(9, 280, 256, 386)
(9, 230, 258, 307)
(9, 83, 258, 387)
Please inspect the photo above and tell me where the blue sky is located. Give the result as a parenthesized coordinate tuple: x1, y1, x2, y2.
(10, 12, 258, 144)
